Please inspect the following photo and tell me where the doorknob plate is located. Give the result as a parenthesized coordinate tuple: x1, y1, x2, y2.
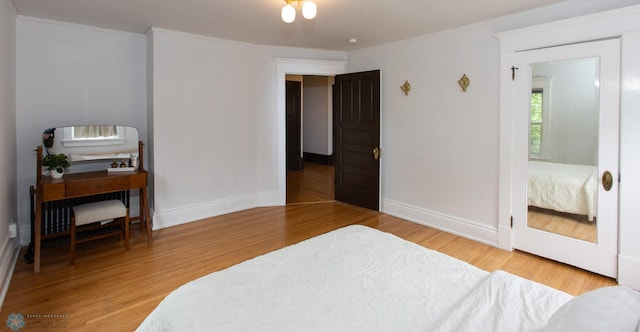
(602, 170, 613, 191)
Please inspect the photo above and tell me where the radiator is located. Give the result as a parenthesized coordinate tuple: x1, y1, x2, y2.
(30, 186, 129, 240)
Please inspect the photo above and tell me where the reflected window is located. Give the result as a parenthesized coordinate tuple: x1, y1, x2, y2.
(61, 126, 126, 147)
(529, 76, 552, 160)
(530, 89, 543, 157)
(72, 125, 118, 139)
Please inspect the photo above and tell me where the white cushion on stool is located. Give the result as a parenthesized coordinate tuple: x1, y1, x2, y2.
(73, 200, 126, 226)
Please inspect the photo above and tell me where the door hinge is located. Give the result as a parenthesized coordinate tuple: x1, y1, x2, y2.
(510, 215, 513, 228)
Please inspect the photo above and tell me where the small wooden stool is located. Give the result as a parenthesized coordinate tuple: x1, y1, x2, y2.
(70, 200, 130, 265)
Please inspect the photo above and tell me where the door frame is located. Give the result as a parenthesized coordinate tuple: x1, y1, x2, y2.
(275, 58, 347, 204)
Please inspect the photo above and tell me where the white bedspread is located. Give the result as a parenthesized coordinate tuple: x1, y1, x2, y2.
(432, 270, 571, 331)
(528, 161, 598, 220)
(137, 225, 571, 332)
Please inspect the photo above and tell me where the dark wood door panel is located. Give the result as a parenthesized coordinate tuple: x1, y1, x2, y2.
(286, 80, 303, 171)
(339, 129, 375, 146)
(333, 70, 380, 211)
(358, 79, 375, 121)
(337, 80, 356, 122)
(340, 171, 375, 191)
(341, 150, 374, 169)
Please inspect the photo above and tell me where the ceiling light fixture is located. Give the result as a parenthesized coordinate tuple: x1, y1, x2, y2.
(281, 0, 317, 23)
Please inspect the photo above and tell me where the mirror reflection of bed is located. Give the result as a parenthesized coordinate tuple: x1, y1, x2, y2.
(527, 160, 597, 243)
(526, 57, 600, 244)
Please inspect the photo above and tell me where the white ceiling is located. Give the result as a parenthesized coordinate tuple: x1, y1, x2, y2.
(8, 0, 629, 50)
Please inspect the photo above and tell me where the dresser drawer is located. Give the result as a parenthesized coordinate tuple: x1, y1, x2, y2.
(42, 182, 66, 201)
(65, 176, 130, 196)
(129, 172, 147, 188)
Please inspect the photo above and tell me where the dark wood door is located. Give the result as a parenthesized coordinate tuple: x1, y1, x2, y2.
(286, 80, 303, 171)
(333, 70, 380, 210)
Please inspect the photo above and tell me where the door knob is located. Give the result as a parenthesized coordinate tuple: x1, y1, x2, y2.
(373, 147, 380, 161)
(602, 170, 613, 191)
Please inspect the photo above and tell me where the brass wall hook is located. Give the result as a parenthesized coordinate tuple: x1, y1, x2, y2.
(400, 80, 411, 96)
(458, 74, 470, 92)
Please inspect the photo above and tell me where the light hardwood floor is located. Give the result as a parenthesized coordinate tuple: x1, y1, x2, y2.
(1, 162, 615, 331)
(286, 162, 335, 204)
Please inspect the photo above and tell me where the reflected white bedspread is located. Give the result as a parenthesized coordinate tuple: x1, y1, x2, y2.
(528, 161, 598, 220)
(137, 225, 571, 332)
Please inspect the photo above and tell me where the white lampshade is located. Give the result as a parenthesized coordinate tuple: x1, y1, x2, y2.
(301, 0, 317, 20)
(281, 4, 296, 23)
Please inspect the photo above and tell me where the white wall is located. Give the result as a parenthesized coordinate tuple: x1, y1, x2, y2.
(348, 24, 502, 244)
(149, 28, 347, 229)
(303, 76, 332, 156)
(16, 17, 147, 245)
(0, 0, 18, 307)
(349, 2, 640, 286)
(346, 0, 640, 246)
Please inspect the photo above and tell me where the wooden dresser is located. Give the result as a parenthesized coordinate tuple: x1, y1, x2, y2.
(33, 142, 152, 273)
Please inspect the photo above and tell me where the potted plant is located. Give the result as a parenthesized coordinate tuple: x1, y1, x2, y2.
(42, 154, 70, 178)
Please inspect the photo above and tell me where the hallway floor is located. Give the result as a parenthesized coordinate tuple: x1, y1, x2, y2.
(286, 162, 334, 204)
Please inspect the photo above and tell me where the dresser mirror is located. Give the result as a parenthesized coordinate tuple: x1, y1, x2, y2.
(42, 125, 139, 171)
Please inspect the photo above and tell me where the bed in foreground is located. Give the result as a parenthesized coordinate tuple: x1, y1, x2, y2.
(137, 225, 640, 332)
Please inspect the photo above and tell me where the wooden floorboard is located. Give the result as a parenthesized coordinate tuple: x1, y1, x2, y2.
(286, 161, 335, 204)
(1, 163, 616, 331)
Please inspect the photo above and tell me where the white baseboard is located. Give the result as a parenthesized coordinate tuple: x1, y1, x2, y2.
(382, 199, 498, 247)
(153, 191, 279, 230)
(0, 235, 18, 310)
(618, 254, 640, 289)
